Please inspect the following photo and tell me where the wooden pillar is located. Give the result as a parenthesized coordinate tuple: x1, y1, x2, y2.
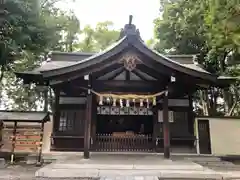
(152, 106, 158, 152)
(10, 121, 17, 164)
(43, 87, 48, 112)
(188, 94, 194, 135)
(163, 90, 170, 159)
(36, 121, 44, 166)
(84, 76, 92, 159)
(53, 89, 60, 133)
(91, 94, 97, 150)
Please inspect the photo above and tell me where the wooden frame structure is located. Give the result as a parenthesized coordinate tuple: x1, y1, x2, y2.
(0, 111, 50, 165)
(15, 16, 231, 159)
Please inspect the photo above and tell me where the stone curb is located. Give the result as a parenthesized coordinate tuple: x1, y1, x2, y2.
(35, 168, 240, 179)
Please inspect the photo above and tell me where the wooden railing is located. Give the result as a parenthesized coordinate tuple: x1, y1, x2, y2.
(94, 134, 153, 152)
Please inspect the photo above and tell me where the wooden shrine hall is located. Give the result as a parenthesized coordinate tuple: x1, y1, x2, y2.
(16, 16, 230, 159)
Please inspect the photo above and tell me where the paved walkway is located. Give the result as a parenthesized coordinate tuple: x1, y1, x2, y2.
(35, 153, 240, 179)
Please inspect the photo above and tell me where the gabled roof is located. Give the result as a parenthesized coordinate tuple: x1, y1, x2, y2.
(0, 111, 50, 123)
(16, 20, 221, 84)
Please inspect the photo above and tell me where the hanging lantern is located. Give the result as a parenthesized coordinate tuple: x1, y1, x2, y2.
(99, 96, 103, 105)
(140, 99, 143, 107)
(113, 98, 116, 106)
(153, 97, 156, 106)
(126, 99, 130, 107)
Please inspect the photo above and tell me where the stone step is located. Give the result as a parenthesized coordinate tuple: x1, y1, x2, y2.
(184, 157, 222, 162)
(35, 168, 225, 179)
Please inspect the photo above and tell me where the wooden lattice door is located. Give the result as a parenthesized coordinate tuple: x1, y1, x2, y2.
(198, 120, 211, 154)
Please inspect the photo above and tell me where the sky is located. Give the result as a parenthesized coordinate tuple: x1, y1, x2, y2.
(56, 0, 161, 41)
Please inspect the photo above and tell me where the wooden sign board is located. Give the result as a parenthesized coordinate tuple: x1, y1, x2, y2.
(1, 123, 41, 153)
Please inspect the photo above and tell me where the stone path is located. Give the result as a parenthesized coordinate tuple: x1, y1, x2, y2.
(1, 154, 240, 180)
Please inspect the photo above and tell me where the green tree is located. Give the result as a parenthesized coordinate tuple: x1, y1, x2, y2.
(76, 25, 96, 52)
(0, 0, 80, 110)
(75, 21, 120, 52)
(154, 0, 240, 116)
(93, 21, 120, 51)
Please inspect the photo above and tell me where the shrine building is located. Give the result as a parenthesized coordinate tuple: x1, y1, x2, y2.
(16, 16, 231, 159)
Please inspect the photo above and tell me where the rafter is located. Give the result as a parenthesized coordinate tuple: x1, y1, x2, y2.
(92, 64, 122, 79)
(132, 69, 151, 81)
(98, 67, 125, 80)
(137, 64, 167, 80)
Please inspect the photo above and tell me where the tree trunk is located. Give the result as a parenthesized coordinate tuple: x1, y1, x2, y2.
(199, 90, 209, 116)
(0, 66, 5, 83)
(226, 87, 240, 116)
(223, 88, 230, 114)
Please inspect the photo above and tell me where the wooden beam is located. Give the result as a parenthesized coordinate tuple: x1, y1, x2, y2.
(93, 64, 122, 79)
(132, 69, 149, 81)
(137, 65, 167, 80)
(163, 89, 170, 159)
(92, 80, 165, 92)
(108, 67, 125, 80)
(126, 70, 130, 81)
(94, 80, 160, 87)
(137, 54, 174, 77)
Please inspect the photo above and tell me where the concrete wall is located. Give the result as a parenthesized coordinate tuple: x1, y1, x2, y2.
(196, 117, 240, 156)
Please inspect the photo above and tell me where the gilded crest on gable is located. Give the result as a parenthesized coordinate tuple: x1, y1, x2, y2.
(118, 52, 142, 71)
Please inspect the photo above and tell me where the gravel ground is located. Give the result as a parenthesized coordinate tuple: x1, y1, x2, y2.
(0, 164, 39, 180)
(0, 164, 95, 180)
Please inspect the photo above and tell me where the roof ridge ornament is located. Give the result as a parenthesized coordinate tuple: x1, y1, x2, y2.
(118, 15, 140, 39)
(129, 15, 133, 25)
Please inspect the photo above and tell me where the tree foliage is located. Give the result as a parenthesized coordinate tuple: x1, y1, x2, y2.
(0, 0, 80, 110)
(75, 21, 120, 52)
(154, 0, 240, 116)
(0, 0, 120, 110)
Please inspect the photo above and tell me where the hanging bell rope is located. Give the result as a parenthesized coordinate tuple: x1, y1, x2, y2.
(76, 86, 167, 106)
(76, 86, 167, 99)
(91, 89, 167, 99)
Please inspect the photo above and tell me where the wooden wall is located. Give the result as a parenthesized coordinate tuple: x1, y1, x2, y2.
(52, 91, 194, 152)
(51, 94, 87, 151)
